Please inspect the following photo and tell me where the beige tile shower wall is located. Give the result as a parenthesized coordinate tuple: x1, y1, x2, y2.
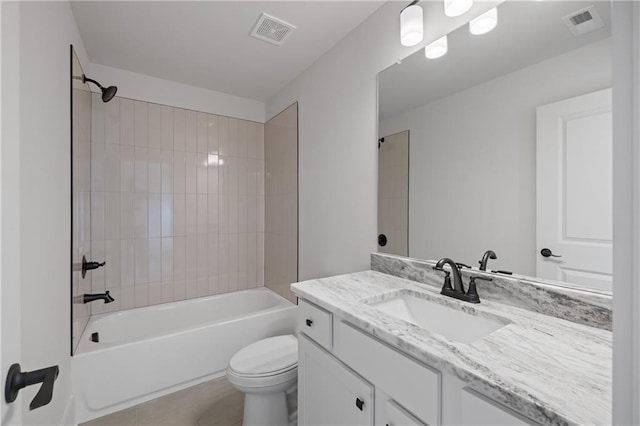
(90, 95, 264, 313)
(265, 103, 298, 303)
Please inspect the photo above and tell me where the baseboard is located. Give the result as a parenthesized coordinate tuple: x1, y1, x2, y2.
(60, 395, 75, 426)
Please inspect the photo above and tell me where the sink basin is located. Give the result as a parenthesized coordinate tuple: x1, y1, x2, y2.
(368, 293, 508, 344)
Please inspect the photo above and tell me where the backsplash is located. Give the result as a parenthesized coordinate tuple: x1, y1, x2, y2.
(89, 95, 265, 314)
(371, 252, 612, 330)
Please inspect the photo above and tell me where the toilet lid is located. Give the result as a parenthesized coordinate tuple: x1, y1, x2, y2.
(229, 335, 298, 377)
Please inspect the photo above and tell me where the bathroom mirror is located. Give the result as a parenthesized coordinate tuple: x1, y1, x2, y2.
(378, 1, 612, 293)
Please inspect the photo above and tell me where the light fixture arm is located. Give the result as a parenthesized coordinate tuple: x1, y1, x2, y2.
(401, 0, 419, 12)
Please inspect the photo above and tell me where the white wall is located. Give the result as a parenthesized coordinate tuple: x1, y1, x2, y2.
(1, 2, 23, 424)
(266, 1, 501, 281)
(88, 63, 265, 123)
(379, 39, 612, 276)
(18, 1, 90, 423)
(612, 1, 640, 424)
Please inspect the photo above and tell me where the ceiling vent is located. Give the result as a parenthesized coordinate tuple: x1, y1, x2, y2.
(562, 5, 605, 37)
(250, 13, 296, 46)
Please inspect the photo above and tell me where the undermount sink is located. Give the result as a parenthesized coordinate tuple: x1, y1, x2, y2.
(368, 293, 508, 344)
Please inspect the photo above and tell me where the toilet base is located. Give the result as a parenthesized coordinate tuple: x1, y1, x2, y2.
(243, 391, 288, 426)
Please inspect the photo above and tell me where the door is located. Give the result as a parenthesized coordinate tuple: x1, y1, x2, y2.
(1, 2, 23, 424)
(536, 88, 612, 292)
(378, 131, 409, 256)
(298, 335, 374, 426)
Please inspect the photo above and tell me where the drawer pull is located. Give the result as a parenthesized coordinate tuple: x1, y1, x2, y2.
(356, 397, 364, 411)
(306, 319, 313, 327)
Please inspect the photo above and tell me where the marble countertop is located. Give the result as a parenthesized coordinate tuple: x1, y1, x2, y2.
(291, 270, 611, 426)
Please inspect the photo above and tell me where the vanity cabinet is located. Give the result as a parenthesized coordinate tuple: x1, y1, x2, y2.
(299, 334, 374, 425)
(461, 389, 533, 426)
(297, 298, 540, 426)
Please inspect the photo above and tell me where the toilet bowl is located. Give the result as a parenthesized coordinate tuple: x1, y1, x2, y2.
(226, 334, 298, 426)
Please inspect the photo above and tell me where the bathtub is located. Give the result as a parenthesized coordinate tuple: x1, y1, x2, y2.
(72, 288, 297, 423)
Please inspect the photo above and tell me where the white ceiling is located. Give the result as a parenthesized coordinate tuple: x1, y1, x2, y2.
(70, 1, 385, 102)
(379, 1, 612, 121)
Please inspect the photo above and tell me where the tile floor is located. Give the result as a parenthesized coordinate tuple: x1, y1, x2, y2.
(81, 377, 243, 426)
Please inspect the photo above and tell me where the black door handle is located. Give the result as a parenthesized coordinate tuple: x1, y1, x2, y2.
(378, 234, 387, 247)
(305, 319, 313, 327)
(540, 248, 562, 258)
(82, 255, 106, 278)
(355, 397, 364, 411)
(5, 363, 59, 410)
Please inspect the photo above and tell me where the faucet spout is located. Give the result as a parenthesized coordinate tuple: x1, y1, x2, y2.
(433, 258, 464, 293)
(479, 250, 497, 271)
(83, 291, 114, 304)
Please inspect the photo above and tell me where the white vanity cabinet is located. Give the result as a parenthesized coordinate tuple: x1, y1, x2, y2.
(297, 298, 540, 426)
(299, 334, 374, 425)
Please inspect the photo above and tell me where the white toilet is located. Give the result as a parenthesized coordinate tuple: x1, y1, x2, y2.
(226, 334, 298, 426)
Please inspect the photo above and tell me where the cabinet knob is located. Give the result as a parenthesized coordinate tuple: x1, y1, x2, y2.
(355, 397, 364, 411)
(305, 319, 313, 327)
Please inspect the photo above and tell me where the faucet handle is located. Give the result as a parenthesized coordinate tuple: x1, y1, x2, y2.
(466, 276, 492, 303)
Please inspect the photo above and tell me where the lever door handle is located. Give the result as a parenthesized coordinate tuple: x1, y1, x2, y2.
(355, 397, 364, 411)
(5, 363, 59, 410)
(540, 248, 562, 258)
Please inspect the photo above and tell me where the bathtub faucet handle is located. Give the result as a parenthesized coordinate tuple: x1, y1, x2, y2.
(81, 255, 106, 279)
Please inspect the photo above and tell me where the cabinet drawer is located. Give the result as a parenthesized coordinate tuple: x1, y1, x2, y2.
(461, 388, 535, 425)
(334, 321, 441, 426)
(386, 400, 427, 426)
(298, 299, 333, 350)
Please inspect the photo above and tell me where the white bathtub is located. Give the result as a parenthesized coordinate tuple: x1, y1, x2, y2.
(72, 288, 297, 423)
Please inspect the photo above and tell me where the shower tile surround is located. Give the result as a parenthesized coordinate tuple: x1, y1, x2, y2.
(371, 252, 612, 330)
(90, 95, 265, 314)
(71, 49, 93, 352)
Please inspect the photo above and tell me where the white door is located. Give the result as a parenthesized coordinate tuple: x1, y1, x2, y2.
(298, 335, 374, 426)
(1, 1, 23, 424)
(378, 131, 409, 256)
(536, 88, 612, 292)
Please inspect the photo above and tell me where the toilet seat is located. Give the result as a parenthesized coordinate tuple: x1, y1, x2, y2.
(226, 335, 298, 389)
(228, 335, 298, 377)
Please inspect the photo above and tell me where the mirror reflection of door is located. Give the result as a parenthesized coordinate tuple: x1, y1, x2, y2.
(378, 131, 409, 256)
(536, 89, 612, 292)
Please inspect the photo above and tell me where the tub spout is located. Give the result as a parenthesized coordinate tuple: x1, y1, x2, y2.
(83, 291, 114, 304)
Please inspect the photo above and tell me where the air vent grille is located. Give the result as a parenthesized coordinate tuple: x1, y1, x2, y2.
(570, 11, 593, 26)
(563, 6, 605, 37)
(250, 13, 296, 46)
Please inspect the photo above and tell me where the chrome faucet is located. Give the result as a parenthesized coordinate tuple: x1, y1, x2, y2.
(478, 250, 497, 271)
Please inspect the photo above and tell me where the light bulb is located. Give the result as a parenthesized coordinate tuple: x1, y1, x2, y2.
(425, 35, 448, 59)
(470, 7, 498, 35)
(400, 4, 424, 47)
(444, 0, 473, 17)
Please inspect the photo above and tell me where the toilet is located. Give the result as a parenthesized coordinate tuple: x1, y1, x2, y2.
(226, 334, 298, 426)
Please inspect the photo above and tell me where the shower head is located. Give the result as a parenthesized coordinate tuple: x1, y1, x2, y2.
(82, 75, 118, 103)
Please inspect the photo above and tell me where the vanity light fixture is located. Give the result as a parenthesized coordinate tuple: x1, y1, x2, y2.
(444, 0, 473, 17)
(469, 7, 498, 35)
(400, 1, 424, 47)
(425, 35, 448, 59)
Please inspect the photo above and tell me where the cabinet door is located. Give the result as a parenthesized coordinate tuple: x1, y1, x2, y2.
(299, 334, 374, 426)
(385, 400, 427, 426)
(461, 389, 534, 425)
